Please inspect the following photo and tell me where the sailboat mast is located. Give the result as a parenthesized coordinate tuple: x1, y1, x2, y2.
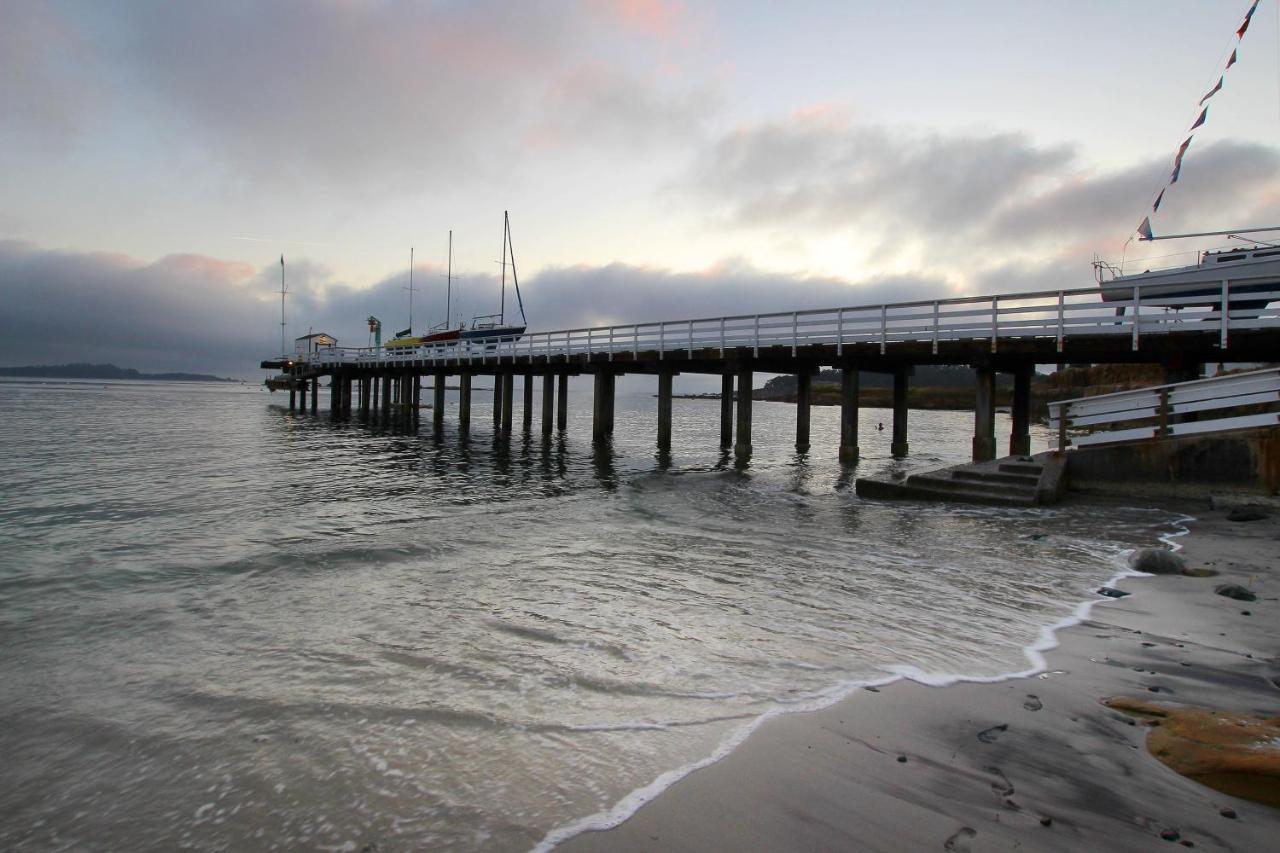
(446, 230, 453, 328)
(279, 254, 287, 356)
(499, 212, 507, 324)
(505, 213, 527, 325)
(408, 247, 415, 331)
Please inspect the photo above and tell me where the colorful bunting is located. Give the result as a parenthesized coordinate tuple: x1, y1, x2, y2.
(1136, 1, 1260, 239)
(1238, 1, 1259, 39)
(1199, 76, 1223, 105)
(1170, 137, 1193, 184)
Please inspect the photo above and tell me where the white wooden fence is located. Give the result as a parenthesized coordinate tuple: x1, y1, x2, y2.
(1047, 367, 1280, 450)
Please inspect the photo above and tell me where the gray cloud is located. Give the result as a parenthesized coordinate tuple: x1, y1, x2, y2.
(990, 140, 1280, 243)
(685, 115, 1280, 266)
(3, 1, 717, 194)
(688, 115, 1073, 235)
(0, 241, 950, 378)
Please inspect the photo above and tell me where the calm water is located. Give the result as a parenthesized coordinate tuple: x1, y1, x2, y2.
(0, 377, 1179, 851)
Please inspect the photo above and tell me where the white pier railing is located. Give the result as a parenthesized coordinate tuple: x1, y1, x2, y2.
(290, 277, 1280, 369)
(1047, 367, 1280, 451)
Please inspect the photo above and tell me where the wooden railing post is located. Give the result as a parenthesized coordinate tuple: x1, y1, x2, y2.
(1158, 387, 1171, 438)
(1056, 291, 1065, 352)
(1220, 279, 1229, 349)
(990, 296, 999, 353)
(1131, 286, 1141, 351)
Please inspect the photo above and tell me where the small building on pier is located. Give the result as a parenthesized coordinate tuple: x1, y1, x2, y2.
(295, 333, 337, 356)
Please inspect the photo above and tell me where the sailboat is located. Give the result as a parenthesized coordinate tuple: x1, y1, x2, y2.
(264, 254, 296, 391)
(461, 211, 527, 343)
(420, 230, 464, 344)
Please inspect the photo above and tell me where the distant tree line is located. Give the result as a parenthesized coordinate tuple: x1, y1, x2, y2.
(0, 363, 236, 382)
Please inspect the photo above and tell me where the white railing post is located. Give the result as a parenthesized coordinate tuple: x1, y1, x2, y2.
(688, 319, 694, 355)
(1132, 286, 1141, 351)
(931, 301, 939, 354)
(753, 315, 760, 357)
(633, 325, 638, 358)
(1056, 291, 1065, 352)
(1220, 279, 1229, 349)
(659, 323, 664, 360)
(879, 305, 887, 354)
(609, 326, 614, 361)
(791, 311, 798, 356)
(990, 295, 999, 353)
(836, 308, 844, 356)
(587, 328, 593, 358)
(719, 317, 726, 358)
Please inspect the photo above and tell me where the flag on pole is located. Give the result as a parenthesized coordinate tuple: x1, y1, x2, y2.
(1199, 76, 1223, 104)
(1152, 189, 1165, 213)
(1189, 107, 1208, 131)
(1137, 217, 1153, 241)
(1226, 48, 1238, 69)
(1238, 1, 1259, 39)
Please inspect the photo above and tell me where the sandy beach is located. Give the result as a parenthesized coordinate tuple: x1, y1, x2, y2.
(558, 502, 1280, 852)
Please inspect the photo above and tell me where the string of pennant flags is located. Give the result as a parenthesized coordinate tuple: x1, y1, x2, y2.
(1137, 0, 1261, 240)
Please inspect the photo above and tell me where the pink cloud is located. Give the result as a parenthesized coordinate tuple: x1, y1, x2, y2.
(591, 0, 685, 38)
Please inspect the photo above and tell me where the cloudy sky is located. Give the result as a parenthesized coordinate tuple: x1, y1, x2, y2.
(3, 0, 1278, 376)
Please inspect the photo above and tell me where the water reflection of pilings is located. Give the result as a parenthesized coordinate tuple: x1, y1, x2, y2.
(592, 439, 617, 490)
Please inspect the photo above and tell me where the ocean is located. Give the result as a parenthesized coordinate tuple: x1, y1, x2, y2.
(0, 377, 1181, 851)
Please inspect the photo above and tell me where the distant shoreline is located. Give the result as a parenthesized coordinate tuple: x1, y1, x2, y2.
(0, 363, 238, 383)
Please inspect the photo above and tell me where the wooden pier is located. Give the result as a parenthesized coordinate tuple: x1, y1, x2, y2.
(263, 279, 1280, 463)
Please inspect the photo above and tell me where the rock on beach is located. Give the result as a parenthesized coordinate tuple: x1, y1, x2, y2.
(1129, 548, 1186, 575)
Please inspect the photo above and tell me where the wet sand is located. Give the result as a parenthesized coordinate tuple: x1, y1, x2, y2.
(558, 504, 1280, 852)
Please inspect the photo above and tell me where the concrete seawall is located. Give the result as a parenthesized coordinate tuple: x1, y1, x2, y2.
(1064, 427, 1280, 498)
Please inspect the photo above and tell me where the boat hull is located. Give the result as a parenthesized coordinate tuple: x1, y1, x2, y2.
(1101, 250, 1280, 308)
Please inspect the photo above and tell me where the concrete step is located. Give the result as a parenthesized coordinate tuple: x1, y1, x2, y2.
(951, 469, 1040, 487)
(998, 462, 1043, 476)
(908, 477, 1038, 501)
(854, 451, 1066, 507)
(856, 476, 1038, 507)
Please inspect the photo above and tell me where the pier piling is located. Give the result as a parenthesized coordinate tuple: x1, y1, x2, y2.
(523, 374, 533, 432)
(542, 374, 554, 436)
(492, 375, 503, 427)
(310, 378, 318, 414)
(720, 371, 734, 449)
(734, 367, 752, 459)
(973, 366, 997, 462)
(557, 374, 568, 431)
(593, 371, 615, 440)
(839, 368, 859, 464)
(1010, 365, 1032, 456)
(501, 372, 514, 434)
(795, 372, 812, 452)
(657, 370, 674, 450)
(458, 373, 472, 432)
(434, 374, 446, 428)
(891, 368, 909, 457)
